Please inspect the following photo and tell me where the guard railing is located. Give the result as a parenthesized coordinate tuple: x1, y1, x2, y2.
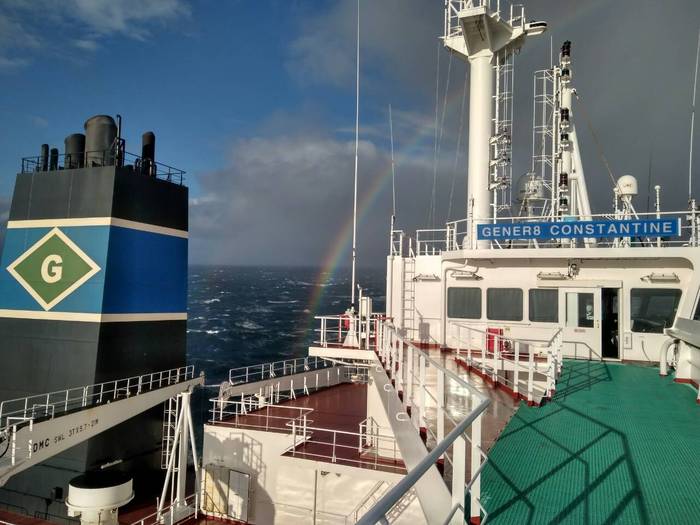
(0, 366, 195, 431)
(228, 356, 332, 385)
(365, 322, 491, 524)
(448, 322, 563, 403)
(315, 313, 385, 350)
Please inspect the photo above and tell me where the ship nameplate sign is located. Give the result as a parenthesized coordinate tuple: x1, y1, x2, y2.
(476, 218, 681, 241)
(6, 227, 101, 311)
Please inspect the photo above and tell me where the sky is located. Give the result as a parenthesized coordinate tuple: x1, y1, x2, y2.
(0, 0, 699, 268)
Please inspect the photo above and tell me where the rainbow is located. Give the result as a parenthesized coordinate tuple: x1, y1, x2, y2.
(306, 116, 455, 316)
(304, 1, 609, 318)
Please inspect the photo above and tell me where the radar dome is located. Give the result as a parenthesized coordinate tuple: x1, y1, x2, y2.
(617, 175, 638, 197)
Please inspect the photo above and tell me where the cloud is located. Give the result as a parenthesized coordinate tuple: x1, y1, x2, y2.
(0, 0, 190, 69)
(189, 122, 449, 266)
(28, 115, 48, 128)
(72, 39, 99, 52)
(285, 0, 441, 93)
(67, 0, 191, 40)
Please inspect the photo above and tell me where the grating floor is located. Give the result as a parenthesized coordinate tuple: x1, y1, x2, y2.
(480, 360, 700, 525)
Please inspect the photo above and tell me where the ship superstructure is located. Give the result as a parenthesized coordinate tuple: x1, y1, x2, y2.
(0, 2, 699, 525)
(196, 2, 700, 523)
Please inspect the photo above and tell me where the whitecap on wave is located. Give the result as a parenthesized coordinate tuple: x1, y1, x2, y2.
(236, 320, 263, 331)
(267, 300, 299, 304)
(203, 298, 221, 304)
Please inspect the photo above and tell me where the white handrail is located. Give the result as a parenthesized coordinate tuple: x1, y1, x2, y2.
(449, 321, 563, 404)
(0, 366, 195, 430)
(228, 356, 331, 385)
(362, 322, 492, 524)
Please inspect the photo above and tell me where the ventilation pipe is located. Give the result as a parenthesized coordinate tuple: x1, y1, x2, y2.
(141, 131, 156, 177)
(84, 115, 117, 167)
(65, 133, 86, 169)
(40, 144, 49, 171)
(49, 148, 59, 171)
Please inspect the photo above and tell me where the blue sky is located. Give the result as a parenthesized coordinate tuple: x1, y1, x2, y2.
(0, 1, 362, 196)
(1, 1, 700, 266)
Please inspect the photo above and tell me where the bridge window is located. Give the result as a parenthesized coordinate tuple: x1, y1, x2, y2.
(529, 289, 559, 323)
(630, 288, 682, 333)
(447, 287, 481, 319)
(487, 288, 523, 321)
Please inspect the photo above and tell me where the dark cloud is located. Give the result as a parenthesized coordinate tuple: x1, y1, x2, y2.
(191, 0, 700, 266)
(3, 1, 700, 268)
(189, 119, 438, 267)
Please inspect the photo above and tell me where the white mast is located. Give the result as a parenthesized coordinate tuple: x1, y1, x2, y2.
(351, 0, 360, 307)
(689, 27, 700, 200)
(443, 1, 546, 248)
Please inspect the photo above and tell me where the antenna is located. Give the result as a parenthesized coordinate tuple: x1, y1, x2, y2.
(389, 104, 397, 219)
(688, 27, 700, 201)
(350, 0, 360, 309)
(388, 104, 397, 254)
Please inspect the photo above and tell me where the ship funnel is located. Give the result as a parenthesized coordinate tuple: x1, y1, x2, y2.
(84, 115, 117, 167)
(65, 133, 85, 169)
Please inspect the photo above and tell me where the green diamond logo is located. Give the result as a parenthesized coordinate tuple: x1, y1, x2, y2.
(7, 228, 101, 311)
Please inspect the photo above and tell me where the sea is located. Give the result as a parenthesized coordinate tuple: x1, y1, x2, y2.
(187, 265, 385, 424)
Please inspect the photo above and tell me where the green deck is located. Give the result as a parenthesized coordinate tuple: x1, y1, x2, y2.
(480, 360, 699, 525)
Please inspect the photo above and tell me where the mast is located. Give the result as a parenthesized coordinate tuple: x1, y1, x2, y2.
(443, 1, 546, 248)
(350, 0, 360, 308)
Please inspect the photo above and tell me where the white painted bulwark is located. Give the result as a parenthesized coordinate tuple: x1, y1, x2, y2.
(201, 424, 424, 524)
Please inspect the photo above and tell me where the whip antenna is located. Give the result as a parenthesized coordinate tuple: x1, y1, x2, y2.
(689, 27, 700, 200)
(350, 0, 360, 308)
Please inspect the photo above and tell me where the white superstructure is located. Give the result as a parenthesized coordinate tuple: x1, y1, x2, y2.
(3, 2, 699, 525)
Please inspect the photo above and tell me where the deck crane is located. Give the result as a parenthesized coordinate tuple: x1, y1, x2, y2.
(0, 366, 204, 524)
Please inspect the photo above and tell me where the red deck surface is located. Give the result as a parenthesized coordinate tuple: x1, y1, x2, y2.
(212, 383, 406, 474)
(0, 510, 54, 525)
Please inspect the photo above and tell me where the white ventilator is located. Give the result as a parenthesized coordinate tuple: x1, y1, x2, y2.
(66, 473, 134, 525)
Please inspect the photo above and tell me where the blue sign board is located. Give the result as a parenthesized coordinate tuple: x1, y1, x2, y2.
(476, 218, 681, 241)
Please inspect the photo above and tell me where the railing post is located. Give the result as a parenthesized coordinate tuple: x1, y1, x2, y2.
(406, 344, 414, 412)
(437, 368, 445, 461)
(527, 349, 534, 403)
(514, 341, 520, 398)
(469, 412, 483, 524)
(451, 434, 466, 523)
(492, 334, 499, 383)
(418, 354, 426, 431)
(467, 326, 472, 364)
(545, 350, 552, 398)
(397, 342, 404, 394)
(332, 431, 337, 462)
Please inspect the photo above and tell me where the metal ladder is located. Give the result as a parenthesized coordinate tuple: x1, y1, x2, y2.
(402, 256, 416, 339)
(490, 48, 515, 218)
(161, 396, 180, 469)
